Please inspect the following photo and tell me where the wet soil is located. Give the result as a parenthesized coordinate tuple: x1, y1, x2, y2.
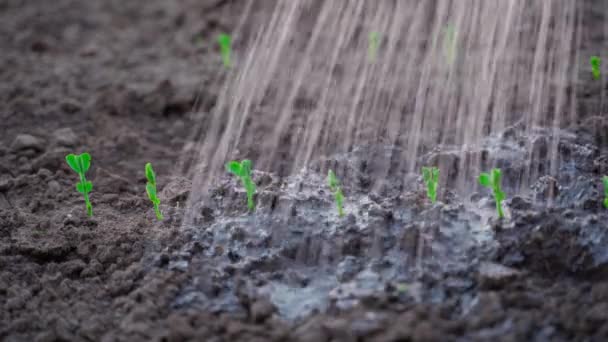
(1, 0, 608, 341)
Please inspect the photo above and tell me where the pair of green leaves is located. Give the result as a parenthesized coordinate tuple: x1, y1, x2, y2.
(327, 170, 345, 217)
(218, 33, 232, 68)
(422, 166, 439, 203)
(145, 163, 163, 220)
(591, 56, 601, 80)
(66, 153, 93, 216)
(226, 159, 256, 211)
(479, 168, 505, 219)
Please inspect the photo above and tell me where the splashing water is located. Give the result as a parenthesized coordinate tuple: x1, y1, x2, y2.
(179, 0, 601, 227)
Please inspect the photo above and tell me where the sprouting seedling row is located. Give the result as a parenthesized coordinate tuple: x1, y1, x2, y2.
(63, 151, 607, 221)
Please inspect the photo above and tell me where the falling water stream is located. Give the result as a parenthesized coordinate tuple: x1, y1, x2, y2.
(179, 0, 588, 228)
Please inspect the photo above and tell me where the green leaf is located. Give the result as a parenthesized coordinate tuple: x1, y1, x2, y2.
(479, 173, 491, 187)
(604, 198, 608, 209)
(241, 160, 252, 177)
(146, 183, 157, 202)
(422, 167, 431, 183)
(217, 33, 231, 46)
(491, 169, 501, 187)
(66, 154, 81, 173)
(327, 170, 338, 189)
(76, 181, 92, 194)
(432, 167, 440, 182)
(603, 176, 608, 196)
(145, 163, 156, 185)
(226, 161, 242, 176)
(84, 180, 92, 192)
(79, 153, 91, 173)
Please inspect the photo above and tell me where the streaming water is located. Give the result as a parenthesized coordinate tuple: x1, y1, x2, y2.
(180, 0, 594, 228)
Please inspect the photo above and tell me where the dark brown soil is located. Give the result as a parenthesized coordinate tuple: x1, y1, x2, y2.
(1, 1, 608, 341)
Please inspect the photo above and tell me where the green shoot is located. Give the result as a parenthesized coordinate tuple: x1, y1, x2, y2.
(145, 163, 163, 220)
(217, 33, 232, 68)
(327, 170, 345, 217)
(65, 153, 93, 217)
(369, 31, 379, 62)
(422, 166, 439, 203)
(479, 168, 505, 219)
(226, 159, 256, 211)
(603, 176, 608, 209)
(591, 56, 601, 80)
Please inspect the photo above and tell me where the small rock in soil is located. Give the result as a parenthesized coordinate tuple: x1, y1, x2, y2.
(11, 134, 44, 152)
(478, 262, 521, 289)
(0, 175, 14, 192)
(250, 299, 276, 323)
(52, 127, 78, 147)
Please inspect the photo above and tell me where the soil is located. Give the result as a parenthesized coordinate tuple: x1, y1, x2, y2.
(1, 1, 608, 341)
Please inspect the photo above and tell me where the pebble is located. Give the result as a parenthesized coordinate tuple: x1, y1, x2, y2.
(11, 134, 44, 152)
(250, 299, 276, 323)
(53, 127, 78, 147)
(478, 261, 521, 289)
(47, 180, 61, 195)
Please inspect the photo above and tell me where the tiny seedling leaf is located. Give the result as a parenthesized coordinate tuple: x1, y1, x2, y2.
(479, 173, 491, 187)
(327, 170, 338, 190)
(145, 162, 156, 185)
(327, 170, 345, 217)
(241, 160, 252, 175)
(422, 167, 431, 183)
(432, 168, 439, 182)
(66, 154, 80, 173)
(227, 161, 242, 176)
(591, 56, 601, 80)
(491, 169, 501, 187)
(80, 153, 91, 173)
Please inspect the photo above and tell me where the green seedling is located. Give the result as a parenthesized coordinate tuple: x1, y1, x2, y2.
(65, 153, 93, 217)
(422, 166, 440, 203)
(145, 163, 163, 220)
(226, 159, 256, 211)
(479, 168, 505, 219)
(369, 31, 379, 62)
(217, 33, 232, 68)
(603, 176, 608, 209)
(327, 170, 345, 217)
(591, 56, 601, 80)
